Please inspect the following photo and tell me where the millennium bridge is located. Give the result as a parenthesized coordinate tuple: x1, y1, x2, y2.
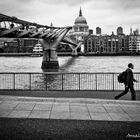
(0, 13, 82, 70)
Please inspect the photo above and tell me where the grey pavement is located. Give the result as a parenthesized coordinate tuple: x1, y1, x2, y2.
(0, 95, 140, 122)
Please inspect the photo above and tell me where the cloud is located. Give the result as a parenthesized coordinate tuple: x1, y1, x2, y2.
(0, 0, 31, 15)
(0, 0, 140, 34)
(109, 0, 140, 10)
(38, 0, 92, 6)
(15, 0, 33, 3)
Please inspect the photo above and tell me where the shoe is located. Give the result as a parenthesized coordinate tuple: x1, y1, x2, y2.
(114, 96, 119, 100)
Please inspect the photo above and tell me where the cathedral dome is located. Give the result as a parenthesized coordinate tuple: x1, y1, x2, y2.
(74, 16, 87, 24)
(74, 8, 87, 25)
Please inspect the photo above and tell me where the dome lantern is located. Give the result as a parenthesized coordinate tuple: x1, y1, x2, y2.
(79, 7, 82, 16)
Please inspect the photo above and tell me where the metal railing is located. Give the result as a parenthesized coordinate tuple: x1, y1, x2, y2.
(0, 72, 140, 91)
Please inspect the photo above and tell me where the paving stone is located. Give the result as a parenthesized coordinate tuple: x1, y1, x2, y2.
(33, 103, 52, 111)
(69, 99, 86, 104)
(69, 103, 86, 106)
(109, 113, 133, 121)
(14, 103, 35, 111)
(121, 106, 140, 114)
(90, 113, 112, 121)
(70, 105, 88, 113)
(2, 101, 19, 104)
(128, 114, 140, 121)
(29, 110, 50, 118)
(104, 105, 125, 113)
(53, 103, 69, 108)
(0, 102, 18, 110)
(52, 104, 69, 113)
(0, 109, 12, 117)
(54, 98, 70, 103)
(8, 110, 31, 118)
(50, 111, 70, 119)
(87, 105, 107, 113)
(70, 112, 91, 120)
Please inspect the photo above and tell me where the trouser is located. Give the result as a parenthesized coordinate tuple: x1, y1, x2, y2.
(116, 86, 136, 100)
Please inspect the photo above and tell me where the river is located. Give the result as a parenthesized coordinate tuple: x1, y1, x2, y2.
(0, 56, 140, 73)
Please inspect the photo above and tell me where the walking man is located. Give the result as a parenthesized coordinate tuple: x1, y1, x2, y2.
(115, 63, 138, 100)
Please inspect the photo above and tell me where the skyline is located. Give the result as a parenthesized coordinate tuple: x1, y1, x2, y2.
(0, 0, 140, 35)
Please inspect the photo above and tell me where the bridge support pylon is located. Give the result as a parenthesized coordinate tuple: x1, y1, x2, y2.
(41, 49, 59, 69)
(70, 42, 82, 56)
(72, 49, 78, 56)
(40, 27, 71, 70)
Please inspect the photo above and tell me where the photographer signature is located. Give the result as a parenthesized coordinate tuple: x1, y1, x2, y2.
(126, 133, 140, 138)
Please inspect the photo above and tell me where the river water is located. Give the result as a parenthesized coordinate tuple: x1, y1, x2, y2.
(0, 56, 140, 73)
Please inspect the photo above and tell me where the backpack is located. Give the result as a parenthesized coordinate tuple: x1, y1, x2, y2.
(118, 71, 126, 83)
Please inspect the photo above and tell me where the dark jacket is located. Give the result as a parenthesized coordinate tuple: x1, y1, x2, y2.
(124, 68, 136, 87)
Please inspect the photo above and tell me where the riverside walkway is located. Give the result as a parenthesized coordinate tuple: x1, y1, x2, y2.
(0, 91, 140, 121)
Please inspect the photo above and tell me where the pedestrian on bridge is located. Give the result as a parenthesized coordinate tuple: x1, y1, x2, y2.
(115, 63, 138, 100)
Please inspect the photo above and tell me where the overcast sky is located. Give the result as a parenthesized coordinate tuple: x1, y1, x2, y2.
(0, 0, 140, 34)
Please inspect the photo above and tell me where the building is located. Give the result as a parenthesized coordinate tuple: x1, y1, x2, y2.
(0, 38, 19, 53)
(128, 28, 140, 52)
(89, 29, 93, 35)
(118, 35, 129, 52)
(117, 26, 123, 35)
(20, 38, 38, 53)
(133, 29, 139, 35)
(107, 32, 119, 53)
(129, 35, 140, 52)
(84, 35, 108, 53)
(96, 27, 102, 35)
(84, 32, 130, 54)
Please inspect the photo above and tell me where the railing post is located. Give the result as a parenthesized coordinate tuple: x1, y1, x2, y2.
(137, 73, 139, 90)
(13, 73, 15, 90)
(79, 73, 80, 90)
(112, 73, 114, 91)
(29, 73, 31, 90)
(46, 73, 48, 91)
(62, 73, 63, 91)
(95, 73, 97, 91)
